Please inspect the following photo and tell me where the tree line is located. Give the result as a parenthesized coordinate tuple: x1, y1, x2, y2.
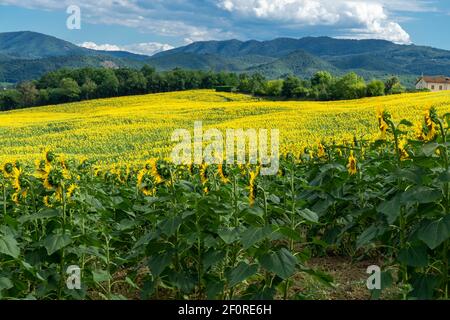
(0, 65, 415, 111)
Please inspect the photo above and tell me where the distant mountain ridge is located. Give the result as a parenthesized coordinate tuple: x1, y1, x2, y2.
(2, 31, 450, 85)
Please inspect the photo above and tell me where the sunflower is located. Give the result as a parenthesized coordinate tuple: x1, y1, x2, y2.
(137, 169, 156, 196)
(248, 169, 259, 207)
(146, 158, 164, 184)
(43, 148, 57, 165)
(35, 159, 50, 179)
(42, 166, 64, 191)
(423, 109, 437, 141)
(414, 121, 425, 140)
(1, 161, 15, 178)
(200, 163, 209, 193)
(398, 139, 409, 160)
(11, 167, 25, 192)
(317, 142, 326, 158)
(347, 151, 357, 176)
(377, 108, 389, 139)
(217, 164, 230, 184)
(66, 184, 78, 199)
(43, 196, 52, 208)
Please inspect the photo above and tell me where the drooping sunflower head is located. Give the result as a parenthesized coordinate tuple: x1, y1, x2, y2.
(11, 167, 26, 192)
(217, 164, 230, 184)
(35, 159, 50, 178)
(347, 151, 357, 176)
(200, 163, 209, 185)
(145, 158, 165, 184)
(376, 108, 389, 139)
(43, 195, 52, 208)
(248, 169, 259, 206)
(59, 154, 69, 170)
(43, 148, 57, 165)
(137, 169, 156, 196)
(398, 139, 409, 160)
(1, 161, 15, 178)
(317, 142, 326, 159)
(66, 184, 78, 199)
(423, 108, 437, 141)
(43, 166, 64, 190)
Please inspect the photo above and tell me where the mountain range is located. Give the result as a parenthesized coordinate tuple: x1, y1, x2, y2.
(2, 31, 450, 86)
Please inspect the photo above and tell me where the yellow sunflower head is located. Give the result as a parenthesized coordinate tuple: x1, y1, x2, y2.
(347, 151, 357, 176)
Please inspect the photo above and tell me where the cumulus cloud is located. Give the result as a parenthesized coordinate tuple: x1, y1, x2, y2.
(79, 42, 121, 52)
(0, 0, 438, 44)
(79, 41, 174, 56)
(217, 0, 412, 43)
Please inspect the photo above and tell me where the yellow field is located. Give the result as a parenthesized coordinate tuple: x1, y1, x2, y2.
(1, 89, 450, 165)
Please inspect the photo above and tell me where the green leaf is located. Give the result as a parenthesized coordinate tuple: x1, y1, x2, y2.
(410, 275, 440, 300)
(18, 208, 60, 223)
(92, 269, 110, 283)
(398, 243, 429, 267)
(43, 232, 72, 255)
(418, 217, 450, 250)
(259, 248, 297, 279)
(218, 227, 240, 244)
(277, 226, 302, 242)
(422, 142, 442, 157)
(203, 250, 225, 271)
(159, 216, 182, 237)
(169, 272, 196, 293)
(241, 226, 272, 249)
(0, 234, 20, 259)
(401, 187, 441, 204)
(377, 195, 401, 224)
(147, 252, 172, 277)
(399, 119, 413, 127)
(226, 262, 258, 287)
(298, 208, 319, 223)
(356, 225, 378, 249)
(125, 277, 139, 289)
(0, 277, 13, 291)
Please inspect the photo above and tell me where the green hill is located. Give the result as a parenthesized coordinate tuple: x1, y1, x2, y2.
(2, 31, 450, 84)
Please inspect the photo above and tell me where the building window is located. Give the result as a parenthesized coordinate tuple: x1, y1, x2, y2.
(431, 85, 435, 90)
(440, 86, 443, 90)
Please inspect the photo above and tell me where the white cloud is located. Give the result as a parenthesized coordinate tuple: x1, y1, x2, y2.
(217, 0, 413, 44)
(0, 0, 235, 42)
(79, 42, 121, 51)
(0, 0, 439, 44)
(79, 41, 174, 56)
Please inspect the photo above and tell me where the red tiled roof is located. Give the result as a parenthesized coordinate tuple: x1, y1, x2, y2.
(417, 76, 450, 84)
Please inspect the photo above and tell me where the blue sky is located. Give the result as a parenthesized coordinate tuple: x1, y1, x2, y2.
(0, 0, 449, 55)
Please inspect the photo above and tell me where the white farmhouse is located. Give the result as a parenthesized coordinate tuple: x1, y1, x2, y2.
(416, 76, 450, 92)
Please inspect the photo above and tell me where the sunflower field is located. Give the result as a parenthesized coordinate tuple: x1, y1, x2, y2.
(0, 90, 450, 300)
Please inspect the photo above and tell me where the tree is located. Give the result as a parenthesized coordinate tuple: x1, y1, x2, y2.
(115, 68, 147, 95)
(311, 71, 334, 100)
(60, 78, 81, 102)
(266, 80, 283, 96)
(385, 76, 401, 94)
(250, 73, 267, 95)
(282, 75, 302, 98)
(311, 71, 333, 87)
(97, 70, 119, 98)
(366, 80, 385, 97)
(81, 78, 97, 100)
(390, 82, 406, 94)
(293, 86, 310, 98)
(331, 72, 366, 100)
(38, 89, 50, 106)
(17, 81, 39, 106)
(0, 90, 21, 111)
(237, 74, 252, 93)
